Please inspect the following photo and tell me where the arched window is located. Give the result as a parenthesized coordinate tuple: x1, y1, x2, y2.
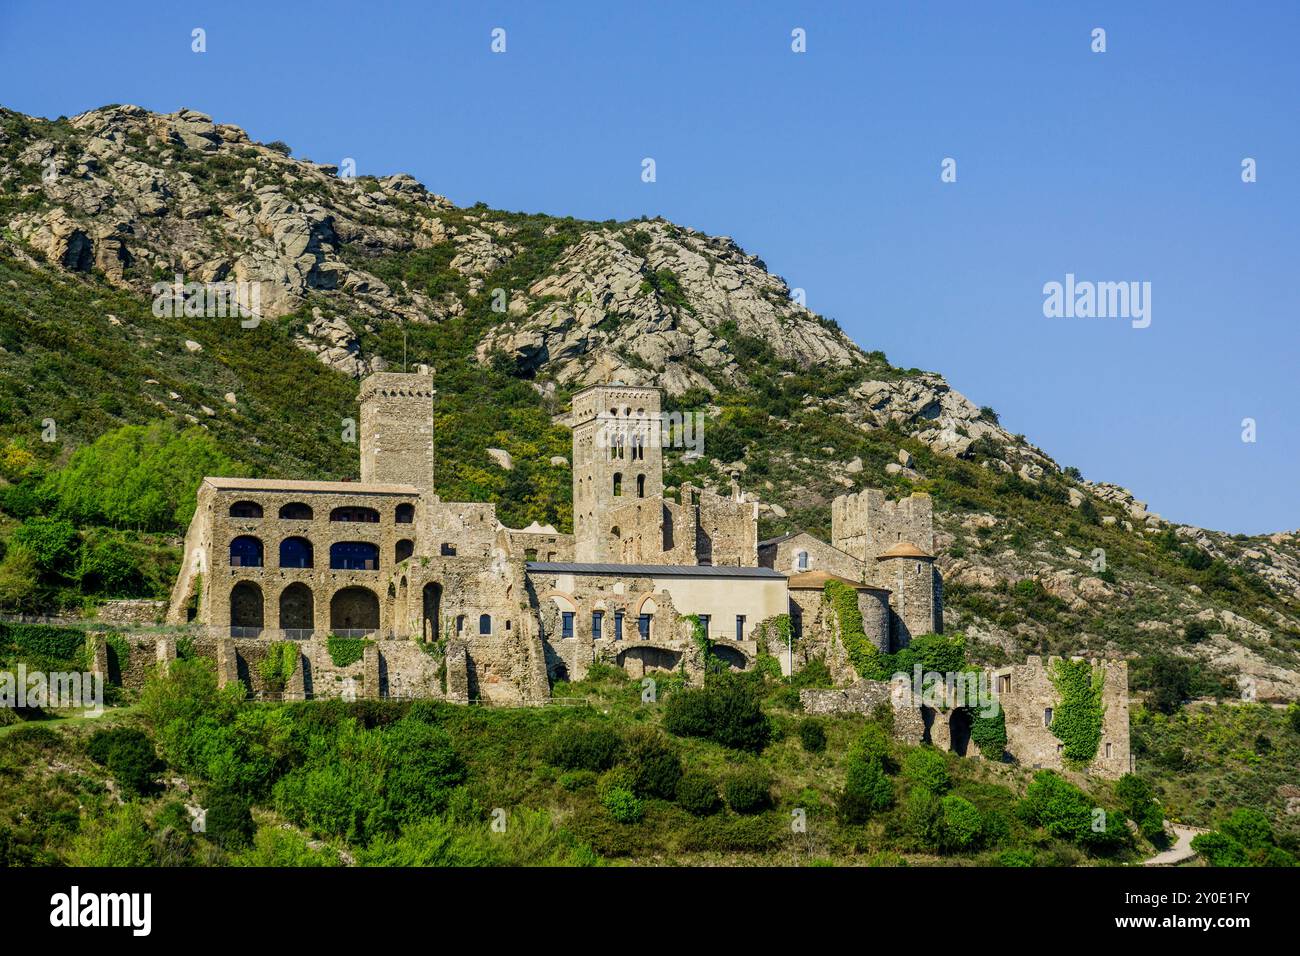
(279, 582, 313, 636)
(395, 503, 415, 524)
(229, 581, 263, 636)
(637, 474, 646, 498)
(229, 501, 263, 519)
(796, 550, 809, 571)
(479, 613, 492, 635)
(330, 541, 379, 571)
(330, 506, 380, 523)
(395, 539, 415, 563)
(229, 535, 263, 568)
(279, 536, 313, 568)
(278, 502, 312, 520)
(613, 473, 623, 496)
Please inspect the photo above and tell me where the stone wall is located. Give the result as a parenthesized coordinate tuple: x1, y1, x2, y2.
(993, 655, 1131, 779)
(832, 489, 934, 562)
(759, 532, 862, 578)
(800, 680, 926, 744)
(94, 599, 167, 627)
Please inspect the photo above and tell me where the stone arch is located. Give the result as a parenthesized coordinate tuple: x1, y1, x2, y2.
(422, 582, 442, 642)
(395, 502, 415, 524)
(229, 535, 263, 568)
(330, 586, 380, 634)
(948, 709, 972, 756)
(616, 645, 681, 678)
(229, 500, 263, 519)
(230, 581, 264, 635)
(279, 536, 313, 568)
(637, 473, 645, 497)
(278, 502, 313, 520)
(613, 472, 623, 496)
(395, 538, 415, 563)
(279, 582, 313, 635)
(710, 644, 749, 671)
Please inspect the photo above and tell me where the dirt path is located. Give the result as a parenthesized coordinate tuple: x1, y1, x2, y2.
(1142, 824, 1208, 866)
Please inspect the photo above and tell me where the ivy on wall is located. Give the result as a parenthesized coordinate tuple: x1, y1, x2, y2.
(1048, 658, 1106, 767)
(823, 580, 878, 678)
(970, 706, 1008, 759)
(326, 635, 370, 669)
(258, 641, 298, 692)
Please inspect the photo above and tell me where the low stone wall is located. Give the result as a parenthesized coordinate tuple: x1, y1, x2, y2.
(94, 599, 166, 627)
(800, 680, 926, 744)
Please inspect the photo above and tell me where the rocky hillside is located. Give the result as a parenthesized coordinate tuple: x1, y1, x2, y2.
(2, 104, 1299, 701)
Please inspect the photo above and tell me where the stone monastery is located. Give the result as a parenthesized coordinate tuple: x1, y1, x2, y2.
(163, 372, 1129, 777)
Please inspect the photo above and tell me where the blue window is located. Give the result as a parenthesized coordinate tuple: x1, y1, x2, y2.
(279, 536, 313, 569)
(479, 614, 492, 635)
(329, 541, 379, 570)
(736, 615, 746, 641)
(229, 535, 263, 568)
(613, 611, 624, 642)
(592, 611, 603, 640)
(638, 614, 651, 640)
(562, 612, 575, 639)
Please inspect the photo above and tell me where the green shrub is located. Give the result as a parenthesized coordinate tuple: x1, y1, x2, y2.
(203, 790, 255, 850)
(662, 672, 771, 752)
(798, 718, 827, 753)
(1219, 808, 1274, 851)
(900, 786, 940, 847)
(997, 848, 1036, 867)
(902, 747, 950, 793)
(850, 723, 895, 772)
(620, 727, 681, 799)
(724, 767, 771, 814)
(939, 795, 982, 851)
(1019, 770, 1093, 842)
(838, 754, 893, 824)
(601, 787, 644, 824)
(1115, 774, 1165, 841)
(559, 769, 597, 792)
(86, 727, 160, 797)
(1191, 831, 1250, 867)
(676, 773, 721, 816)
(544, 722, 622, 771)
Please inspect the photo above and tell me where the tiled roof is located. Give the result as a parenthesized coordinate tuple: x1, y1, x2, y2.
(203, 477, 419, 495)
(526, 562, 784, 579)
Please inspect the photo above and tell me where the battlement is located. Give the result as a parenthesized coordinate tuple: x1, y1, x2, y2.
(359, 371, 437, 495)
(832, 489, 934, 563)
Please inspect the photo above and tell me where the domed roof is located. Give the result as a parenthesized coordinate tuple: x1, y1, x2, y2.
(786, 570, 890, 592)
(875, 541, 934, 560)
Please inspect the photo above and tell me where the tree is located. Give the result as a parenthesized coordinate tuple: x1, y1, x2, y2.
(1142, 654, 1192, 715)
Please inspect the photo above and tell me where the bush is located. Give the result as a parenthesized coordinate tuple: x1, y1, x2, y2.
(902, 747, 950, 794)
(1019, 771, 1094, 843)
(939, 795, 982, 851)
(798, 719, 827, 753)
(621, 727, 681, 799)
(676, 773, 721, 816)
(203, 790, 255, 850)
(601, 787, 644, 824)
(900, 786, 940, 847)
(1219, 808, 1274, 851)
(559, 769, 597, 792)
(850, 723, 895, 772)
(724, 767, 771, 814)
(1115, 774, 1165, 842)
(545, 722, 622, 772)
(970, 707, 1007, 759)
(1191, 831, 1250, 867)
(662, 672, 771, 752)
(838, 754, 893, 824)
(86, 727, 161, 797)
(1184, 619, 1209, 644)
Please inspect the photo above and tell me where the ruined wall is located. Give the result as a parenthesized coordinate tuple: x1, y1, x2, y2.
(692, 487, 759, 567)
(993, 655, 1131, 779)
(800, 681, 926, 744)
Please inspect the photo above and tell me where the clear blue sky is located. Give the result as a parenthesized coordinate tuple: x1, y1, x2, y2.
(2, 1, 1297, 534)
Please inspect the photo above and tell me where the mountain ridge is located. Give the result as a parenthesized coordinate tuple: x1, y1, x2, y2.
(2, 102, 1299, 701)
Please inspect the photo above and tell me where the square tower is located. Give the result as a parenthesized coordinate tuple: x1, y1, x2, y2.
(571, 384, 664, 562)
(358, 372, 436, 495)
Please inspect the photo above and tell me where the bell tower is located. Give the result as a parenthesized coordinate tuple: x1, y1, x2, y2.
(358, 371, 436, 496)
(571, 384, 663, 562)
